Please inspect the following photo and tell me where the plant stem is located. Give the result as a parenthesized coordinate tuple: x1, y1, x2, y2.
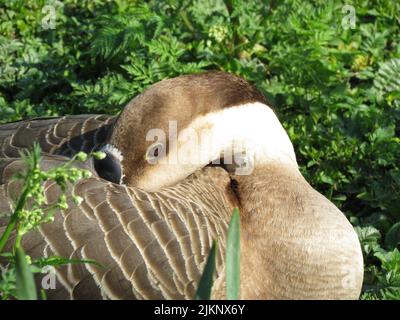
(14, 227, 23, 249)
(0, 181, 31, 253)
(179, 11, 195, 33)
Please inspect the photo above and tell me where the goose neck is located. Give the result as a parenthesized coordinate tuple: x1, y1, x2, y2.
(233, 162, 304, 219)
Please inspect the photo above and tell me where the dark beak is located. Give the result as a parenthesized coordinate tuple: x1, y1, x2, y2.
(93, 151, 122, 184)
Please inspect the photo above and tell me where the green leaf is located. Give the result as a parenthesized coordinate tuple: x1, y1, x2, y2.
(319, 172, 335, 185)
(195, 241, 217, 300)
(226, 207, 240, 300)
(34, 256, 104, 269)
(354, 226, 381, 255)
(374, 58, 400, 93)
(15, 246, 37, 300)
(385, 222, 400, 250)
(371, 126, 395, 143)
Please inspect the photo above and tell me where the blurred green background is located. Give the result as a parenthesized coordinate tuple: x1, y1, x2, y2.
(0, 0, 399, 299)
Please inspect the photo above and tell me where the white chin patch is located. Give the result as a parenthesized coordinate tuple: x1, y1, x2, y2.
(102, 144, 124, 162)
(171, 102, 298, 169)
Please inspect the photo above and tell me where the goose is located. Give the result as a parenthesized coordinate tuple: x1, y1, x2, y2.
(0, 71, 363, 300)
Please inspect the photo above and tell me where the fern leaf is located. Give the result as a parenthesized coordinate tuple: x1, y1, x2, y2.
(374, 58, 400, 93)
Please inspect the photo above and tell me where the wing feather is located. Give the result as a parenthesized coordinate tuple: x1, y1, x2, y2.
(0, 116, 235, 300)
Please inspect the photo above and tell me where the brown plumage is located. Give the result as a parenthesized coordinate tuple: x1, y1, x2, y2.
(0, 72, 363, 299)
(0, 115, 234, 299)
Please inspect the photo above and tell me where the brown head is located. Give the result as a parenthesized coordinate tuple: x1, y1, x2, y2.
(93, 71, 291, 190)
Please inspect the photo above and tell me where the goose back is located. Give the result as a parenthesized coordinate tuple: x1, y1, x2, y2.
(0, 114, 115, 158)
(0, 116, 235, 299)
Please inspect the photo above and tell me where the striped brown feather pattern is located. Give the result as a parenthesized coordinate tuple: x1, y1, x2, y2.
(0, 116, 234, 299)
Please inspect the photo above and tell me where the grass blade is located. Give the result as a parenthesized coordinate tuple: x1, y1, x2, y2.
(195, 240, 217, 300)
(226, 207, 240, 300)
(15, 246, 37, 300)
(34, 256, 104, 269)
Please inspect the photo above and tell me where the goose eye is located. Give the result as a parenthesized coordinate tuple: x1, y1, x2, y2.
(146, 142, 164, 164)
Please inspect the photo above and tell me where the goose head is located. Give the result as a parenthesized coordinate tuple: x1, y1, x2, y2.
(96, 71, 364, 299)
(102, 71, 295, 190)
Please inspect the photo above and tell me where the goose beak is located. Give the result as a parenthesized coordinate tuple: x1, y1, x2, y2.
(93, 151, 122, 184)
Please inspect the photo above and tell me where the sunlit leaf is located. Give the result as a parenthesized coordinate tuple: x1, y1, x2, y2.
(226, 208, 240, 300)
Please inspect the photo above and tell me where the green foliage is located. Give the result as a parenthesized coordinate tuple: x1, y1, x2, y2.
(356, 226, 400, 299)
(386, 223, 400, 250)
(0, 144, 92, 252)
(0, 144, 105, 299)
(0, 0, 399, 299)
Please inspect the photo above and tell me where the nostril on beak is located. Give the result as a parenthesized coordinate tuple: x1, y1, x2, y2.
(93, 152, 122, 184)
